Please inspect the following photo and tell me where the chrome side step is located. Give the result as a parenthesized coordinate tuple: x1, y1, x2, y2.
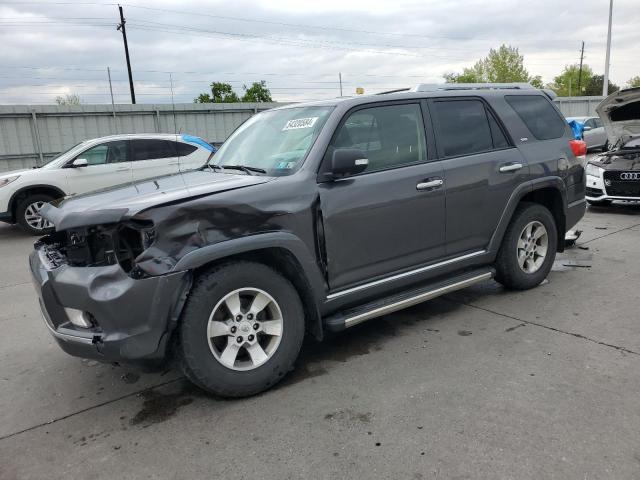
(324, 269, 493, 331)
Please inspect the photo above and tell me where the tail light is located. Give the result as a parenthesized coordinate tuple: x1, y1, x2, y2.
(569, 139, 587, 158)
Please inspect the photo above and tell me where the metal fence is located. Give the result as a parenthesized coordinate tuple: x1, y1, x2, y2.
(0, 102, 284, 172)
(0, 96, 605, 173)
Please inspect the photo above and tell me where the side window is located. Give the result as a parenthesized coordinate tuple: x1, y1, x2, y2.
(330, 103, 427, 173)
(79, 145, 108, 166)
(432, 100, 493, 157)
(173, 142, 198, 156)
(487, 109, 510, 149)
(584, 119, 595, 128)
(76, 141, 129, 166)
(132, 140, 176, 161)
(505, 95, 566, 140)
(593, 118, 603, 128)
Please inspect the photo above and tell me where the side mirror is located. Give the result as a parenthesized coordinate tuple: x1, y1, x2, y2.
(72, 158, 88, 168)
(583, 126, 592, 131)
(330, 149, 368, 179)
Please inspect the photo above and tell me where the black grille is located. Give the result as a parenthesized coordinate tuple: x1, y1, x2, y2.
(603, 171, 640, 197)
(586, 187, 604, 197)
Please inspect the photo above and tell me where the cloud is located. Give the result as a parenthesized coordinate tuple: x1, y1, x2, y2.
(0, 0, 637, 104)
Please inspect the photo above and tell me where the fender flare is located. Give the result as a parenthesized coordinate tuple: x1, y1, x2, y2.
(172, 231, 327, 338)
(487, 176, 567, 254)
(8, 184, 66, 220)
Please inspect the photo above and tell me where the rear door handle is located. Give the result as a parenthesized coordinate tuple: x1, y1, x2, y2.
(499, 163, 523, 173)
(116, 167, 130, 172)
(416, 178, 444, 190)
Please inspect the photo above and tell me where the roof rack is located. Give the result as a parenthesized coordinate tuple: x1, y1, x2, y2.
(376, 87, 411, 95)
(410, 83, 535, 92)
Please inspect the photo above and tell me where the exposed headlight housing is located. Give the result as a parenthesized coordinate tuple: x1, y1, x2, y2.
(0, 175, 19, 188)
(585, 163, 601, 177)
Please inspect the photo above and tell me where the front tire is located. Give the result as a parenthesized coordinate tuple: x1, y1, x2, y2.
(16, 194, 55, 235)
(495, 202, 558, 290)
(179, 261, 305, 397)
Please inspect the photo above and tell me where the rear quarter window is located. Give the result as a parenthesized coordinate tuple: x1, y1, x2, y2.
(505, 95, 566, 140)
(174, 142, 198, 156)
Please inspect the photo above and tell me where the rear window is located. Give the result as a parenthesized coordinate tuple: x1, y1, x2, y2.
(432, 99, 494, 157)
(131, 139, 175, 161)
(505, 95, 566, 140)
(174, 142, 198, 156)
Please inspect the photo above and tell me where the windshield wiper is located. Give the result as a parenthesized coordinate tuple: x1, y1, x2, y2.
(218, 165, 267, 175)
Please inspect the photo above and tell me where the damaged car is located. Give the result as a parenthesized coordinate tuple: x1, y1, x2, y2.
(586, 87, 640, 205)
(30, 83, 585, 397)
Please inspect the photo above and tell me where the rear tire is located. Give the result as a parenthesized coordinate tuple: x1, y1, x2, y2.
(495, 202, 558, 290)
(16, 194, 55, 235)
(179, 261, 305, 398)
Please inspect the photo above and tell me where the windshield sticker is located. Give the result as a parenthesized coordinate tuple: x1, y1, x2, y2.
(282, 117, 318, 131)
(276, 161, 297, 169)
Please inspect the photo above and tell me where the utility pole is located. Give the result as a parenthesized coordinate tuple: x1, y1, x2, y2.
(339, 72, 343, 97)
(603, 0, 613, 96)
(107, 67, 116, 118)
(117, 5, 136, 104)
(577, 41, 585, 96)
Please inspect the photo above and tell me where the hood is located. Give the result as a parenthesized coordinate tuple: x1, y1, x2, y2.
(0, 167, 40, 179)
(41, 169, 274, 230)
(596, 87, 640, 147)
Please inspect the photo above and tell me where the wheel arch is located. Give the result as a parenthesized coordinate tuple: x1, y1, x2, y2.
(173, 232, 327, 340)
(9, 184, 66, 222)
(488, 178, 567, 255)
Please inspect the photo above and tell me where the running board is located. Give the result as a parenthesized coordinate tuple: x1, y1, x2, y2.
(324, 268, 494, 331)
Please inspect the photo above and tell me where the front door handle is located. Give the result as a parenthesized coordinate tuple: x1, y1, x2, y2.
(416, 178, 444, 190)
(116, 167, 130, 172)
(499, 163, 523, 173)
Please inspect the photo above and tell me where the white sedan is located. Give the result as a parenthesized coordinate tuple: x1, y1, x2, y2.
(0, 133, 215, 234)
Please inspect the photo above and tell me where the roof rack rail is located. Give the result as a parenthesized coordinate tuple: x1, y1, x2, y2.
(376, 87, 411, 95)
(410, 83, 535, 92)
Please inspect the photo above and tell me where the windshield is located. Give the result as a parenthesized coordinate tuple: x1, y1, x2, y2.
(212, 106, 333, 175)
(622, 137, 640, 149)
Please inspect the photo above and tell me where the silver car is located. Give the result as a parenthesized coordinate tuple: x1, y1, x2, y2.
(566, 116, 609, 151)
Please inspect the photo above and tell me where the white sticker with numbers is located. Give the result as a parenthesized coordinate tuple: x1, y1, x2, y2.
(282, 117, 318, 131)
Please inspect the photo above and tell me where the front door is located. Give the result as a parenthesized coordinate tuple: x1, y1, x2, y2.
(64, 140, 132, 195)
(319, 102, 446, 291)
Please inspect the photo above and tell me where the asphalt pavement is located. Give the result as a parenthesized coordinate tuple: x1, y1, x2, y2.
(1, 200, 640, 479)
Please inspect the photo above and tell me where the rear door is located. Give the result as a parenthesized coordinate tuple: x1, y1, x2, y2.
(64, 140, 132, 195)
(319, 101, 446, 290)
(131, 139, 180, 181)
(430, 97, 528, 255)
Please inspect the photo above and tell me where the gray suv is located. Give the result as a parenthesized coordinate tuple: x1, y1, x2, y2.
(30, 83, 586, 397)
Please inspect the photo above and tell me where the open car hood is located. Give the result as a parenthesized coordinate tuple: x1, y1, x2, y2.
(596, 87, 640, 147)
(41, 170, 273, 231)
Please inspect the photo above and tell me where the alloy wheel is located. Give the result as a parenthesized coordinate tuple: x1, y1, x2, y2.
(207, 288, 283, 371)
(24, 201, 53, 231)
(517, 221, 548, 274)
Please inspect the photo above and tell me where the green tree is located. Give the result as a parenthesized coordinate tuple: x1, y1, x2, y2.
(194, 82, 240, 103)
(443, 45, 542, 86)
(627, 76, 640, 88)
(549, 64, 594, 96)
(583, 74, 618, 96)
(241, 80, 272, 102)
(55, 93, 82, 105)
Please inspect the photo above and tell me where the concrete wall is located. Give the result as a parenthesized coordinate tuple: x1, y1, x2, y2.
(0, 102, 283, 172)
(0, 96, 604, 173)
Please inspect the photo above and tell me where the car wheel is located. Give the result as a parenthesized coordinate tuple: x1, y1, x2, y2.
(495, 202, 558, 290)
(587, 199, 612, 207)
(179, 261, 305, 397)
(16, 194, 55, 235)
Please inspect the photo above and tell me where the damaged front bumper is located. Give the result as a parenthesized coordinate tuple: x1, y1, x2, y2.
(29, 243, 189, 365)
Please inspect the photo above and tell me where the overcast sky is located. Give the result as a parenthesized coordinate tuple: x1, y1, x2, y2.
(0, 0, 638, 104)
